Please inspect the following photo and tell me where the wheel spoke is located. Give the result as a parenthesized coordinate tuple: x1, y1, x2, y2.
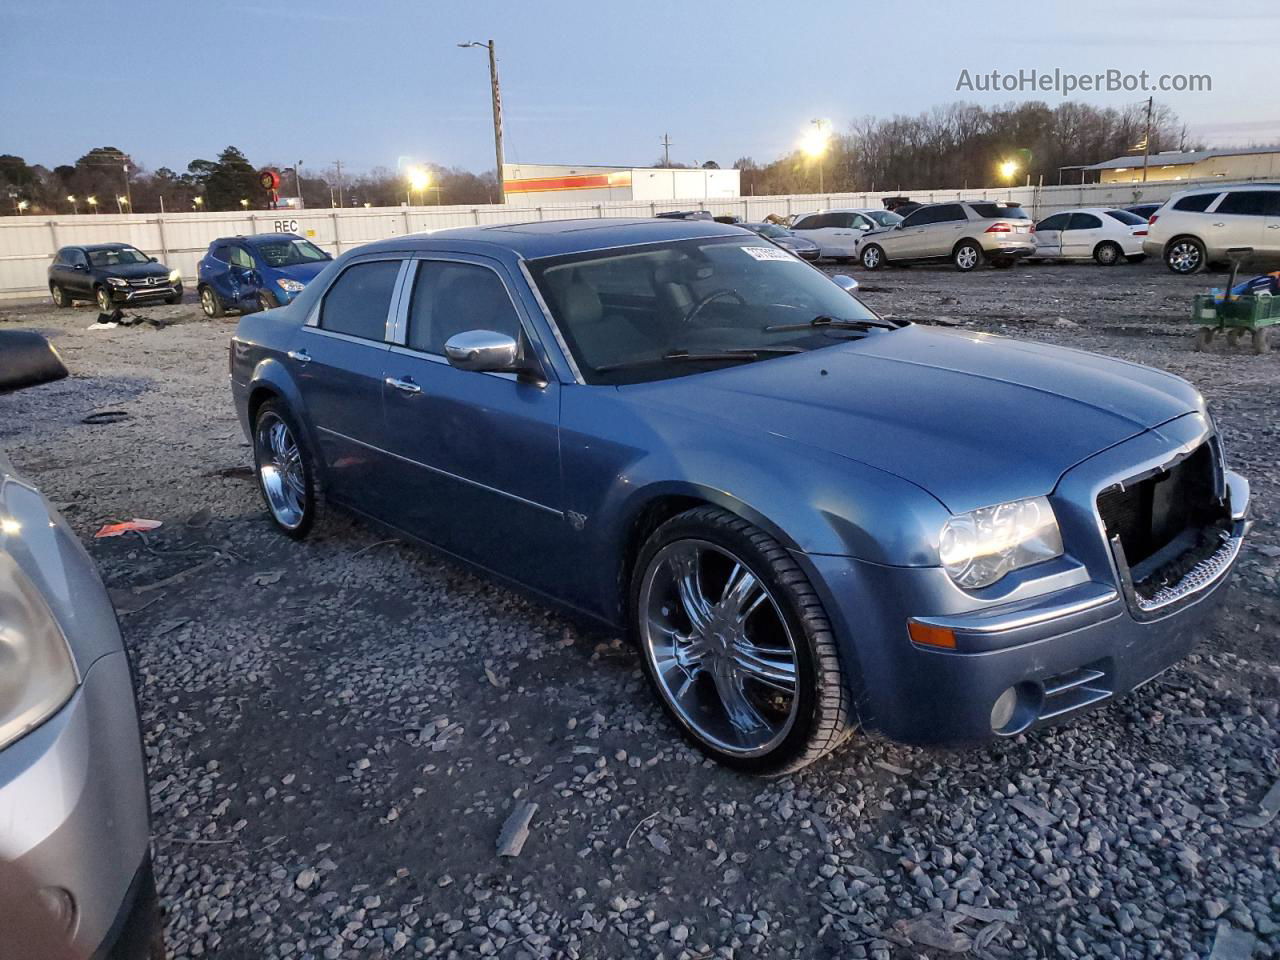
(731, 640, 797, 694)
(720, 566, 764, 623)
(671, 547, 714, 634)
(710, 666, 766, 734)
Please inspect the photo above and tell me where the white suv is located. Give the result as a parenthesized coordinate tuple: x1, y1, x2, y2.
(1144, 184, 1280, 273)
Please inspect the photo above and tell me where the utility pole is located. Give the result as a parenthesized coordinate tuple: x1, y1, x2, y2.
(661, 133, 672, 167)
(296, 161, 304, 207)
(332, 160, 344, 207)
(123, 164, 132, 210)
(1141, 96, 1153, 183)
(459, 40, 507, 203)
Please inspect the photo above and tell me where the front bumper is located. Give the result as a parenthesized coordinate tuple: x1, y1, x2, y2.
(0, 651, 152, 956)
(803, 414, 1249, 745)
(107, 283, 181, 303)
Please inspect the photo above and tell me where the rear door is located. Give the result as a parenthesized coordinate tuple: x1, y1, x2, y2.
(379, 255, 566, 590)
(1263, 191, 1280, 256)
(1205, 190, 1268, 254)
(1033, 213, 1070, 257)
(291, 256, 405, 499)
(204, 243, 235, 304)
(63, 248, 92, 295)
(227, 244, 261, 309)
(1062, 212, 1104, 259)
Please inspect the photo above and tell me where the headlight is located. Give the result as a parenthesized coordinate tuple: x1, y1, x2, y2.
(106, 277, 127, 287)
(938, 496, 1063, 589)
(168, 269, 181, 283)
(275, 278, 305, 293)
(0, 551, 77, 751)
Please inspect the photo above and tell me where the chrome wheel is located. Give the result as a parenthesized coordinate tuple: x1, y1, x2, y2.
(200, 287, 218, 317)
(861, 245, 882, 269)
(1168, 240, 1202, 273)
(255, 413, 306, 529)
(955, 244, 980, 270)
(639, 539, 799, 757)
(96, 287, 112, 312)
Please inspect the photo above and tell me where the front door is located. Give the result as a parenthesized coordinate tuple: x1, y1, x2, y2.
(291, 257, 404, 499)
(379, 256, 566, 593)
(1062, 212, 1105, 259)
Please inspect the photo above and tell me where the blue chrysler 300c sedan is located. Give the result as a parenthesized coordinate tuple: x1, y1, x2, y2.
(229, 218, 1250, 774)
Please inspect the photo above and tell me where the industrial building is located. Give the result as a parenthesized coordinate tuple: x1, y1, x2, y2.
(1080, 146, 1280, 183)
(501, 163, 740, 206)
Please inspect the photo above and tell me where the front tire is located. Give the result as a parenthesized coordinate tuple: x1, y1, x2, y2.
(95, 286, 113, 312)
(953, 241, 982, 271)
(1093, 241, 1122, 266)
(252, 400, 327, 539)
(631, 505, 854, 775)
(257, 291, 279, 312)
(165, 284, 183, 305)
(1166, 237, 1206, 274)
(50, 283, 70, 308)
(199, 286, 224, 318)
(860, 244, 885, 270)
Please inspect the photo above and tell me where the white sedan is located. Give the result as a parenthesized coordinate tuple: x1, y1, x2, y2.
(1029, 207, 1149, 265)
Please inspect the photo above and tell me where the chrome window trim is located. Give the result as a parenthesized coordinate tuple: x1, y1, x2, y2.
(315, 424, 562, 516)
(517, 258, 584, 385)
(385, 343, 519, 382)
(301, 326, 393, 350)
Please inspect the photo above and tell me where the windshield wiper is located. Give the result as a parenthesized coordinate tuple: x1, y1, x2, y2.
(595, 346, 804, 374)
(764, 314, 900, 333)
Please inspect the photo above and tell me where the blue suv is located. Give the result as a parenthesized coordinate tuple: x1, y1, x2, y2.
(197, 233, 332, 317)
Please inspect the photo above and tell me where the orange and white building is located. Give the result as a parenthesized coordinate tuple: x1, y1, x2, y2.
(501, 163, 740, 206)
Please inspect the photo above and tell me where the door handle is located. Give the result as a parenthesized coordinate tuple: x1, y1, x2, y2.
(1212, 222, 1225, 227)
(385, 376, 421, 395)
(287, 349, 311, 363)
(1268, 224, 1279, 229)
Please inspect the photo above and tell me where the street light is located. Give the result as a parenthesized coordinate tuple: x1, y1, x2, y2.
(116, 195, 129, 214)
(87, 195, 98, 214)
(801, 119, 831, 193)
(406, 166, 432, 206)
(239, 198, 250, 209)
(458, 40, 506, 203)
(998, 160, 1019, 183)
(16, 200, 29, 214)
(193, 196, 204, 210)
(66, 195, 79, 214)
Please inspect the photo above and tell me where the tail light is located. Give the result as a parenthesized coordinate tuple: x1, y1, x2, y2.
(1029, 223, 1036, 233)
(1148, 214, 1159, 225)
(985, 222, 1012, 233)
(1135, 230, 1148, 236)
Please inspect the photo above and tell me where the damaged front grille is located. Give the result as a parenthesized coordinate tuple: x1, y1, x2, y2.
(1097, 441, 1234, 615)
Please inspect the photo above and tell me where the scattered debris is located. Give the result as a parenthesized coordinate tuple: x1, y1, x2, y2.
(646, 831, 671, 855)
(1209, 921, 1258, 960)
(185, 507, 213, 528)
(1234, 779, 1280, 829)
(252, 570, 283, 586)
(81, 410, 130, 425)
(95, 518, 162, 538)
(496, 801, 538, 857)
(154, 618, 191, 637)
(895, 913, 972, 953)
(874, 760, 912, 776)
(956, 904, 1018, 924)
(1008, 796, 1057, 829)
(204, 464, 254, 480)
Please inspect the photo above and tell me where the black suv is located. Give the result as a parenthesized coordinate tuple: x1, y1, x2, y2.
(48, 243, 183, 312)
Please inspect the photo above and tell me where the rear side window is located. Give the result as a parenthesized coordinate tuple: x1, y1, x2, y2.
(968, 202, 1029, 220)
(406, 261, 521, 355)
(1215, 191, 1271, 216)
(320, 260, 401, 341)
(1173, 193, 1218, 213)
(228, 246, 255, 269)
(1105, 209, 1146, 225)
(1067, 213, 1103, 230)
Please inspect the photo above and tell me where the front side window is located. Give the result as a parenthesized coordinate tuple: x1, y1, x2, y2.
(406, 261, 522, 355)
(899, 207, 936, 228)
(88, 246, 150, 267)
(527, 237, 893, 385)
(318, 260, 401, 341)
(1173, 193, 1218, 213)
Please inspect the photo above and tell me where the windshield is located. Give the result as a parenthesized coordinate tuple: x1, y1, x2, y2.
(753, 224, 790, 238)
(527, 236, 893, 385)
(864, 210, 903, 227)
(88, 247, 150, 267)
(253, 238, 329, 267)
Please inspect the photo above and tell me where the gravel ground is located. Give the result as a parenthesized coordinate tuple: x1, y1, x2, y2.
(1, 258, 1277, 960)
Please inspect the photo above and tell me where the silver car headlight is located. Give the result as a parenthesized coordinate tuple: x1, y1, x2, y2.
(275, 278, 305, 293)
(106, 277, 128, 287)
(0, 550, 78, 751)
(938, 496, 1063, 589)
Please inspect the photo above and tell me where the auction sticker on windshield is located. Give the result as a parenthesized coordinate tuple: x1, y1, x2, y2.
(742, 246, 795, 262)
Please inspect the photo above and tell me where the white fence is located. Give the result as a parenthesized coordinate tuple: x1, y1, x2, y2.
(0, 177, 1241, 301)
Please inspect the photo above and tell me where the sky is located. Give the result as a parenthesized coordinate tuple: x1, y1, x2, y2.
(2, 0, 1277, 177)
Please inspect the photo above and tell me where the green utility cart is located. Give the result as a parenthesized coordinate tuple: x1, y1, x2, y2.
(1191, 292, 1278, 354)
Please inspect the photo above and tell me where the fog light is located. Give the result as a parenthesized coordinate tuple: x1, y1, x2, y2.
(990, 686, 1020, 733)
(36, 885, 76, 932)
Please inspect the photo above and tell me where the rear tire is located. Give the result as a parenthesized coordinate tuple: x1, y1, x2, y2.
(252, 400, 327, 540)
(1125, 254, 1147, 264)
(630, 505, 855, 775)
(1165, 237, 1206, 274)
(199, 286, 224, 318)
(164, 284, 183, 305)
(860, 244, 885, 270)
(953, 241, 982, 272)
(50, 283, 70, 308)
(1093, 241, 1122, 266)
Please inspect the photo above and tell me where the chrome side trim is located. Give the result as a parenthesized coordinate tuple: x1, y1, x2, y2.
(911, 581, 1118, 635)
(1135, 534, 1243, 613)
(314, 425, 563, 517)
(518, 258, 584, 385)
(386, 259, 414, 344)
(300, 326, 391, 350)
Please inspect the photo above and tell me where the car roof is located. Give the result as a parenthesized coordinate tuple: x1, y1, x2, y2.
(1168, 182, 1280, 199)
(79, 242, 137, 251)
(355, 217, 745, 259)
(213, 233, 299, 246)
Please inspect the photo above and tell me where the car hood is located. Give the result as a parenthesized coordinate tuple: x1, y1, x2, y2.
(776, 235, 818, 250)
(266, 260, 329, 284)
(100, 262, 169, 280)
(618, 326, 1203, 513)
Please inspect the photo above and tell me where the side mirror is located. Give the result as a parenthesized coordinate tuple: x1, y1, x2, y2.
(832, 274, 859, 295)
(444, 330, 521, 374)
(148, 256, 158, 263)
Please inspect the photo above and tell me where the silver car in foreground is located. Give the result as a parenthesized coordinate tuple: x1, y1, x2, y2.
(0, 448, 161, 957)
